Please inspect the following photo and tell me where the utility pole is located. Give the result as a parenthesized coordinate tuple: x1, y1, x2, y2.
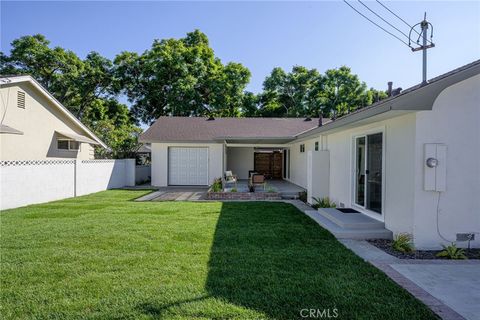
(409, 12, 435, 85)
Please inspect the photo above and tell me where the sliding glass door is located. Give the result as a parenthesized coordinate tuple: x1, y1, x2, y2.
(354, 133, 383, 214)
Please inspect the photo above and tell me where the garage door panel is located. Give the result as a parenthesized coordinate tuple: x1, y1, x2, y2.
(168, 147, 208, 185)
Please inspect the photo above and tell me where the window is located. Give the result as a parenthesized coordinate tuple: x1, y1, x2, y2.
(315, 141, 319, 151)
(57, 139, 80, 151)
(17, 91, 25, 109)
(300, 144, 305, 153)
(57, 140, 69, 150)
(69, 141, 80, 150)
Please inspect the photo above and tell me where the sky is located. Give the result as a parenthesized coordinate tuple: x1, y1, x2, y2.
(1, 1, 479, 94)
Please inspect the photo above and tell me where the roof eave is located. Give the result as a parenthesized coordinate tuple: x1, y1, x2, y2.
(2, 75, 109, 149)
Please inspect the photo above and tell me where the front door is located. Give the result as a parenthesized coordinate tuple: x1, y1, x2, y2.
(354, 133, 383, 215)
(254, 152, 283, 179)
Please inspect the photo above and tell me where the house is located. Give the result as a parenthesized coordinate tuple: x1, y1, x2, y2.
(140, 60, 480, 249)
(0, 75, 107, 161)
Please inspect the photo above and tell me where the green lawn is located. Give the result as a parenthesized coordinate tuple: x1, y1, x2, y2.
(1, 190, 436, 319)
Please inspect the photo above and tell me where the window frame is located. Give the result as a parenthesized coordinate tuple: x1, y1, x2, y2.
(315, 141, 319, 151)
(57, 139, 80, 151)
(300, 144, 305, 153)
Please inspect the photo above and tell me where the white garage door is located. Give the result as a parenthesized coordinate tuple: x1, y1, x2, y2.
(168, 147, 208, 185)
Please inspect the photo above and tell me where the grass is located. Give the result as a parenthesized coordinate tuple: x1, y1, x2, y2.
(1, 190, 437, 319)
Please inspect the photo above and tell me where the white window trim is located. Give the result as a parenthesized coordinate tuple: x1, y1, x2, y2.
(57, 139, 81, 151)
(350, 126, 386, 222)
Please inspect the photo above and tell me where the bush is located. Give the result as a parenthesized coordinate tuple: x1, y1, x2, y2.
(298, 191, 307, 203)
(392, 233, 414, 253)
(266, 186, 276, 193)
(211, 178, 223, 192)
(311, 197, 336, 209)
(436, 243, 467, 259)
(230, 188, 237, 193)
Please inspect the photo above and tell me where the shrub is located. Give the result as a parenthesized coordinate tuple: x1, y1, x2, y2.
(211, 178, 223, 192)
(311, 197, 336, 209)
(230, 188, 237, 193)
(248, 184, 255, 192)
(392, 233, 414, 253)
(299, 191, 307, 203)
(266, 186, 276, 193)
(436, 243, 467, 259)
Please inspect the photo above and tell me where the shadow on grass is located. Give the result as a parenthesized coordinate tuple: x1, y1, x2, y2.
(134, 201, 436, 319)
(203, 202, 437, 319)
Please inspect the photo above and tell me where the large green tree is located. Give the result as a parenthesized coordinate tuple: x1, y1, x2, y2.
(114, 30, 251, 123)
(0, 34, 140, 158)
(257, 65, 386, 118)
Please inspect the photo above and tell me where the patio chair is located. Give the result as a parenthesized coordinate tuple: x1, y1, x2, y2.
(224, 170, 238, 188)
(250, 174, 266, 191)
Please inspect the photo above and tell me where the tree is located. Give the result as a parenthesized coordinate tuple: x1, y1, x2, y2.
(255, 65, 384, 118)
(82, 99, 140, 158)
(319, 66, 371, 117)
(1, 34, 140, 158)
(114, 30, 251, 123)
(259, 66, 322, 117)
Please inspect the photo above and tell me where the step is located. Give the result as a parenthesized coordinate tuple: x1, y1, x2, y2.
(304, 210, 393, 240)
(280, 192, 300, 199)
(318, 208, 385, 230)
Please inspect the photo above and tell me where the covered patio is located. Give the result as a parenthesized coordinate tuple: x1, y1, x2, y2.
(224, 179, 304, 196)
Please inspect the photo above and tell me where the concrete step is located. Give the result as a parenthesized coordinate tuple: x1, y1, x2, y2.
(280, 192, 300, 200)
(304, 210, 393, 240)
(318, 208, 385, 230)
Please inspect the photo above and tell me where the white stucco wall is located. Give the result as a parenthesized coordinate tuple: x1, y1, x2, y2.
(150, 142, 224, 187)
(413, 74, 480, 249)
(0, 82, 95, 160)
(323, 113, 417, 236)
(0, 159, 135, 210)
(288, 138, 318, 188)
(226, 147, 254, 179)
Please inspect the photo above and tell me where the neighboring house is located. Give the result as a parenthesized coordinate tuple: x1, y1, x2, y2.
(140, 60, 480, 249)
(0, 75, 107, 160)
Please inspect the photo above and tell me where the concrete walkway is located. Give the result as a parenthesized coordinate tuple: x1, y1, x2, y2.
(135, 187, 208, 201)
(340, 239, 480, 320)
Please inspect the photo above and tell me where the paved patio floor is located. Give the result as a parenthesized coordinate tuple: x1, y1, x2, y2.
(135, 187, 208, 201)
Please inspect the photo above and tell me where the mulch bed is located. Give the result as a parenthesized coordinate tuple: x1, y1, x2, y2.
(367, 239, 480, 260)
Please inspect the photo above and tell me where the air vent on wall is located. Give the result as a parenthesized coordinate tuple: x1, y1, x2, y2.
(17, 91, 25, 109)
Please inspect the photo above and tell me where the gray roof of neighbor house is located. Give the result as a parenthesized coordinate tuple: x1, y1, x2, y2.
(140, 117, 324, 143)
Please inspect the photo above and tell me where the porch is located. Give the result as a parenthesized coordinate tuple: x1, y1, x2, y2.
(224, 179, 305, 199)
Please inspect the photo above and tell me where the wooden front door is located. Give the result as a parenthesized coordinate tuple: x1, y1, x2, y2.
(254, 152, 283, 179)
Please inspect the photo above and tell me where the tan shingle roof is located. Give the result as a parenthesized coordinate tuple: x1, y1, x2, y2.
(140, 117, 323, 142)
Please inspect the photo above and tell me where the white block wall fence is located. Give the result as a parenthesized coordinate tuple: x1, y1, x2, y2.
(0, 159, 136, 210)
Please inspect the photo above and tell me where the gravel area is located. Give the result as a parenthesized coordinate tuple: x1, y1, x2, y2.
(367, 239, 480, 260)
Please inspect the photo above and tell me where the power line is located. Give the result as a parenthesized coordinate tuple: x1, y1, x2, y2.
(342, 0, 413, 48)
(375, 0, 433, 44)
(358, 0, 410, 41)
